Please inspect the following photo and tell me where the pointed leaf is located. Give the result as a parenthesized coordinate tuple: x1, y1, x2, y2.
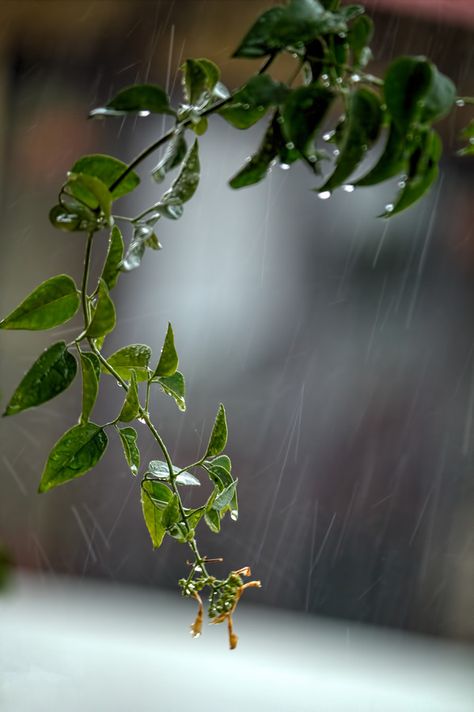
(79, 351, 100, 424)
(147, 460, 200, 486)
(103, 344, 151, 382)
(0, 275, 80, 331)
(182, 58, 220, 105)
(141, 480, 167, 548)
(384, 56, 432, 133)
(101, 226, 124, 290)
(162, 494, 181, 529)
(282, 84, 333, 155)
(229, 118, 279, 189)
(153, 323, 178, 378)
(155, 371, 186, 411)
(120, 224, 162, 272)
(205, 404, 228, 458)
(212, 479, 238, 513)
(319, 88, 382, 192)
(382, 129, 442, 217)
(70, 155, 140, 200)
(118, 370, 140, 422)
(86, 279, 116, 339)
(4, 342, 77, 417)
(64, 173, 112, 221)
(38, 423, 108, 492)
(117, 426, 140, 475)
(421, 64, 456, 123)
(354, 122, 407, 186)
(90, 84, 175, 118)
(204, 507, 221, 533)
(347, 14, 373, 67)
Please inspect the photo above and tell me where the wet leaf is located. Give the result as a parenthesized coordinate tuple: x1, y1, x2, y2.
(153, 323, 178, 378)
(141, 480, 170, 548)
(355, 123, 407, 186)
(319, 87, 382, 192)
(38, 423, 108, 492)
(229, 117, 279, 188)
(0, 275, 80, 331)
(117, 426, 140, 475)
(90, 84, 175, 118)
(219, 75, 289, 129)
(205, 403, 228, 458)
(282, 84, 333, 155)
(120, 224, 162, 272)
(79, 351, 100, 424)
(157, 140, 200, 218)
(103, 344, 151, 382)
(70, 155, 140, 200)
(152, 130, 187, 183)
(204, 507, 221, 533)
(101, 226, 124, 290)
(347, 14, 373, 67)
(4, 342, 77, 417)
(182, 58, 220, 105)
(384, 56, 432, 133)
(154, 371, 186, 411)
(162, 493, 181, 529)
(458, 119, 474, 156)
(212, 479, 238, 513)
(64, 173, 112, 221)
(148, 460, 200, 486)
(382, 129, 442, 217)
(233, 0, 346, 58)
(118, 370, 140, 422)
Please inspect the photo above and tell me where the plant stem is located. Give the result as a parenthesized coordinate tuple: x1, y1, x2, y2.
(81, 231, 94, 330)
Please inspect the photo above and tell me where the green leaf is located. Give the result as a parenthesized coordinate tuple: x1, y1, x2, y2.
(4, 342, 77, 417)
(38, 423, 108, 492)
(143, 479, 173, 506)
(118, 370, 140, 422)
(382, 129, 442, 217)
(354, 122, 407, 187)
(319, 87, 382, 193)
(229, 117, 279, 189)
(157, 140, 200, 218)
(205, 403, 228, 458)
(458, 119, 474, 156)
(120, 224, 162, 272)
(420, 64, 456, 123)
(153, 323, 178, 378)
(205, 459, 238, 520)
(49, 202, 94, 232)
(79, 351, 100, 424)
(86, 279, 116, 339)
(212, 479, 238, 513)
(102, 344, 151, 382)
(162, 494, 181, 529)
(0, 275, 80, 331)
(70, 155, 140, 200)
(282, 84, 333, 155)
(90, 84, 175, 118)
(182, 58, 220, 105)
(64, 173, 112, 221)
(347, 14, 373, 67)
(101, 226, 124, 290)
(219, 75, 289, 130)
(117, 426, 140, 475)
(152, 130, 187, 183)
(204, 507, 221, 533)
(233, 0, 346, 59)
(383, 56, 432, 133)
(185, 506, 206, 530)
(155, 371, 186, 411)
(141, 480, 169, 548)
(147, 460, 200, 486)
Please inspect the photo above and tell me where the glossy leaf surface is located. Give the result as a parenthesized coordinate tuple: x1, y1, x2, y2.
(0, 275, 80, 331)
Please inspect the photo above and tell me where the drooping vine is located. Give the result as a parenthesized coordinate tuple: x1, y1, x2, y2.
(1, 0, 472, 648)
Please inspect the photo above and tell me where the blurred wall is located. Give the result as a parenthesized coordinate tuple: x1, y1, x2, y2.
(0, 0, 473, 641)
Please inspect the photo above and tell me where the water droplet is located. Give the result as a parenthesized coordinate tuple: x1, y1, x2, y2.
(257, 105, 265, 112)
(342, 184, 354, 192)
(338, 32, 346, 39)
(194, 565, 202, 573)
(456, 98, 465, 107)
(351, 73, 361, 83)
(308, 155, 317, 163)
(397, 179, 406, 189)
(138, 110, 151, 117)
(318, 191, 331, 200)
(323, 130, 335, 142)
(116, 381, 123, 388)
(286, 141, 295, 150)
(280, 163, 290, 170)
(336, 77, 343, 85)
(385, 203, 394, 213)
(230, 510, 238, 521)
(242, 103, 250, 110)
(130, 465, 138, 475)
(277, 115, 284, 124)
(137, 416, 146, 424)
(321, 73, 329, 82)
(333, 148, 340, 157)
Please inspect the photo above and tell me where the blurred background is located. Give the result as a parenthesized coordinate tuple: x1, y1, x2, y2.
(0, 0, 473, 649)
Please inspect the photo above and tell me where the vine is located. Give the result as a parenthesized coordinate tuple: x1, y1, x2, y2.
(1, 0, 472, 648)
